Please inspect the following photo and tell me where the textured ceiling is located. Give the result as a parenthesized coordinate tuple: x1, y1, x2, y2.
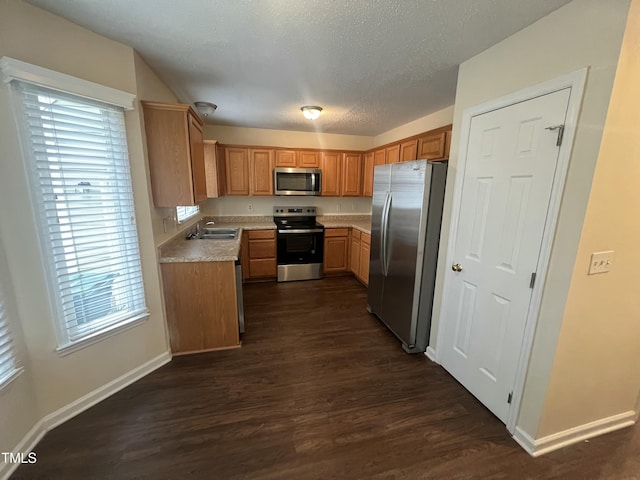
(27, 0, 571, 136)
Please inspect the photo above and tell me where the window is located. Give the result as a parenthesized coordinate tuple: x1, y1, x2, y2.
(13, 81, 148, 351)
(176, 205, 200, 223)
(0, 271, 19, 388)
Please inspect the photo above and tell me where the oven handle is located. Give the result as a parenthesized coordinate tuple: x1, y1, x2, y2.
(277, 228, 324, 234)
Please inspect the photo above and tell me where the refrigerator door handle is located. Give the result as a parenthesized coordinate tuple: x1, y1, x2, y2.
(381, 192, 392, 276)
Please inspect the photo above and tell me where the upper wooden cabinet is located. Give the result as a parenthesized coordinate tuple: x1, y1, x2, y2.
(275, 149, 320, 168)
(204, 140, 223, 198)
(249, 149, 274, 196)
(385, 144, 400, 164)
(224, 147, 250, 196)
(363, 150, 386, 197)
(400, 139, 418, 162)
(341, 153, 362, 197)
(417, 126, 452, 161)
(141, 101, 206, 207)
(321, 152, 341, 196)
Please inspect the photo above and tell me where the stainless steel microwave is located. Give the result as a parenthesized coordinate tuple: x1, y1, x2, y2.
(273, 167, 321, 196)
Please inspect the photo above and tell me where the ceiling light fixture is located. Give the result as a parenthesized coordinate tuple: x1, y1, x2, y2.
(194, 101, 217, 117)
(300, 105, 323, 120)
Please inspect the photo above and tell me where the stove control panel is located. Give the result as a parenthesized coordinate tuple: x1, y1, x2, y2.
(273, 206, 316, 216)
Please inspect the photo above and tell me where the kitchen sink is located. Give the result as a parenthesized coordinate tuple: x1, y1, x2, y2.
(199, 227, 239, 240)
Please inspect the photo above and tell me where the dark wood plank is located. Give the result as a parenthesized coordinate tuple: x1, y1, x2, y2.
(12, 277, 640, 479)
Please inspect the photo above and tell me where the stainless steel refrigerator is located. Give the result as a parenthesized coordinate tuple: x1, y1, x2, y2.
(367, 160, 447, 353)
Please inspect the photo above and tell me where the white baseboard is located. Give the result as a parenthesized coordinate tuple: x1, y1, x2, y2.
(425, 346, 437, 362)
(513, 410, 636, 457)
(1, 351, 171, 480)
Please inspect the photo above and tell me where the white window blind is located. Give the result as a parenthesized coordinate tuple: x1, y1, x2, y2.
(0, 277, 18, 387)
(13, 82, 148, 349)
(176, 205, 199, 223)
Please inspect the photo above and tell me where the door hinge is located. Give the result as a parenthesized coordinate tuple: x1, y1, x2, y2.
(507, 392, 513, 404)
(545, 124, 565, 146)
(529, 272, 537, 289)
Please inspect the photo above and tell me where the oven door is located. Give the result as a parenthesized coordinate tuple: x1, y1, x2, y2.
(277, 229, 324, 265)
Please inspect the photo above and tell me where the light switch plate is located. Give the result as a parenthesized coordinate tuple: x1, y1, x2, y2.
(588, 251, 614, 275)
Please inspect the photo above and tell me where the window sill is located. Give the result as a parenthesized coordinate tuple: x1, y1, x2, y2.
(0, 367, 25, 394)
(56, 311, 149, 357)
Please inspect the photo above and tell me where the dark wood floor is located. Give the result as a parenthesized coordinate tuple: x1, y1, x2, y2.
(12, 276, 640, 479)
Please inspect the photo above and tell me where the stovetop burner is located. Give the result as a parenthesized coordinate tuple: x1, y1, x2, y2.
(273, 206, 323, 230)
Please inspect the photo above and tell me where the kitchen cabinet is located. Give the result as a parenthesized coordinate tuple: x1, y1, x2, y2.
(224, 147, 250, 195)
(341, 153, 363, 196)
(386, 144, 400, 164)
(204, 140, 225, 198)
(275, 149, 320, 168)
(350, 229, 370, 286)
(242, 230, 276, 281)
(249, 149, 274, 195)
(161, 261, 240, 354)
(321, 152, 341, 196)
(400, 139, 418, 162)
(417, 126, 452, 161)
(142, 101, 206, 207)
(363, 150, 386, 197)
(324, 228, 350, 274)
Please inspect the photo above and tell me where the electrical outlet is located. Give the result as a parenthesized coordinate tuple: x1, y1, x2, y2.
(247, 204, 253, 212)
(588, 251, 614, 275)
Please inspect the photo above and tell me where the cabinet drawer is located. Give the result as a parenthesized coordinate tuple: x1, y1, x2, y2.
(249, 258, 276, 277)
(351, 228, 361, 241)
(248, 229, 275, 240)
(249, 239, 276, 259)
(325, 228, 349, 238)
(361, 232, 371, 245)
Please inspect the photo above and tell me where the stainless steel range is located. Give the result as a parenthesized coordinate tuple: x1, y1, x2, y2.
(274, 206, 324, 282)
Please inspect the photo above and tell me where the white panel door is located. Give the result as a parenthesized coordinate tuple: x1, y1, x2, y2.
(439, 88, 571, 423)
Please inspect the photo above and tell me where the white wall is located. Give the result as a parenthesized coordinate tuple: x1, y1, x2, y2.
(0, 0, 170, 468)
(372, 106, 454, 147)
(203, 196, 372, 217)
(430, 0, 630, 440)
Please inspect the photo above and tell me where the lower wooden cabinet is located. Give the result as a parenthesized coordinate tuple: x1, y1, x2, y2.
(323, 228, 350, 274)
(161, 261, 240, 354)
(241, 230, 276, 282)
(350, 229, 370, 286)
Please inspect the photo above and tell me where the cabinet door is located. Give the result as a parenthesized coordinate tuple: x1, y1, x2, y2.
(350, 235, 361, 275)
(342, 153, 362, 196)
(321, 152, 341, 196)
(275, 150, 297, 167)
(386, 144, 400, 164)
(358, 238, 370, 286)
(204, 140, 219, 198)
(187, 113, 207, 204)
(249, 149, 274, 195)
(225, 147, 250, 195)
(298, 150, 320, 168)
(362, 152, 374, 197)
(324, 233, 349, 273)
(400, 139, 418, 163)
(417, 131, 447, 160)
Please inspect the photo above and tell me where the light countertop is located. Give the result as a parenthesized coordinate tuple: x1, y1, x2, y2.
(318, 215, 372, 235)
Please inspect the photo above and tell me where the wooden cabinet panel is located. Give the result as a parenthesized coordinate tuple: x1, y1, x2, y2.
(161, 261, 240, 354)
(249, 149, 274, 196)
(225, 147, 250, 195)
(362, 152, 374, 198)
(188, 114, 207, 204)
(142, 101, 205, 207)
(204, 140, 221, 198)
(386, 144, 400, 164)
(418, 131, 447, 160)
(400, 139, 418, 163)
(325, 228, 350, 237)
(298, 150, 320, 168)
(358, 235, 371, 286)
(350, 234, 361, 275)
(321, 152, 341, 196)
(374, 149, 386, 166)
(245, 229, 276, 281)
(324, 234, 350, 273)
(275, 149, 297, 167)
(342, 153, 362, 196)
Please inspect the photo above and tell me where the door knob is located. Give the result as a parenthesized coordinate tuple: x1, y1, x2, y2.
(452, 263, 463, 272)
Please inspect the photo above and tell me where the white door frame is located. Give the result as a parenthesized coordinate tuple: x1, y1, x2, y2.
(435, 68, 588, 434)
